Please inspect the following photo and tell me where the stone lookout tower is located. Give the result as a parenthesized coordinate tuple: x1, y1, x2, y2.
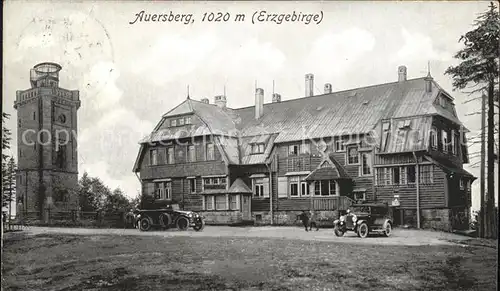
(14, 62, 81, 221)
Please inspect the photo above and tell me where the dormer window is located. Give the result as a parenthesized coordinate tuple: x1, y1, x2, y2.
(430, 127, 438, 149)
(170, 119, 177, 127)
(381, 121, 391, 151)
(252, 143, 265, 154)
(288, 145, 299, 156)
(179, 118, 185, 126)
(185, 116, 192, 124)
(399, 119, 412, 129)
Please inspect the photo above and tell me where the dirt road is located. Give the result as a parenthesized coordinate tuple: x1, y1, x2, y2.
(24, 225, 469, 246)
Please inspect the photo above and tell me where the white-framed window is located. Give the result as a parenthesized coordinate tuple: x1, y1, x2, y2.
(188, 178, 196, 193)
(205, 196, 214, 210)
(430, 127, 438, 149)
(360, 152, 372, 176)
(206, 143, 215, 160)
(179, 118, 185, 126)
(187, 145, 196, 162)
(203, 177, 227, 190)
(300, 181, 310, 196)
(252, 143, 265, 154)
(313, 180, 338, 196)
(150, 149, 158, 166)
(215, 195, 226, 210)
(452, 130, 458, 155)
(335, 138, 346, 152)
(254, 178, 265, 197)
(354, 191, 366, 201)
(300, 143, 310, 154)
(185, 116, 192, 124)
(155, 182, 171, 200)
(459, 179, 464, 190)
(166, 147, 174, 164)
(229, 195, 238, 210)
(170, 119, 177, 127)
(442, 130, 449, 152)
(289, 176, 300, 197)
(288, 145, 299, 156)
(347, 146, 359, 164)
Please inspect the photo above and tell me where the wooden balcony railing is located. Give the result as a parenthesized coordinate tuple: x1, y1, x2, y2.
(312, 196, 355, 211)
(287, 156, 311, 172)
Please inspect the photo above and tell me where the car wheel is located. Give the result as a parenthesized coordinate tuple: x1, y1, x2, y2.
(383, 222, 392, 237)
(176, 216, 189, 231)
(357, 223, 369, 238)
(334, 226, 345, 237)
(193, 219, 205, 232)
(139, 217, 152, 231)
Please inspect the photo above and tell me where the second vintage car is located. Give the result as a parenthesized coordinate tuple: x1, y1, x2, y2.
(333, 202, 393, 238)
(135, 204, 205, 232)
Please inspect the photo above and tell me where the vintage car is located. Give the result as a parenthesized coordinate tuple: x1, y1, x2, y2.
(333, 203, 393, 238)
(135, 204, 205, 232)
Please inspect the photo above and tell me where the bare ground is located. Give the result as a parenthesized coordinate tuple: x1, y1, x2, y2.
(2, 226, 497, 291)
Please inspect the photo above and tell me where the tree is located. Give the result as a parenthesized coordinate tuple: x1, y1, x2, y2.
(445, 2, 499, 238)
(2, 157, 17, 221)
(2, 112, 11, 163)
(104, 188, 132, 213)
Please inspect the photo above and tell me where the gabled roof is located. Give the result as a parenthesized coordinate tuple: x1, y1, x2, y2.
(134, 76, 467, 171)
(227, 178, 252, 193)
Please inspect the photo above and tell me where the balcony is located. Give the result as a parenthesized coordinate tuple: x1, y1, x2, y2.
(286, 156, 311, 172)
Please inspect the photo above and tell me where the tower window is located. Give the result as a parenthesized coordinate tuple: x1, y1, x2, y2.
(33, 112, 36, 120)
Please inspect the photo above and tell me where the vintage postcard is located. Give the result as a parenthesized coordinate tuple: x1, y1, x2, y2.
(2, 1, 498, 290)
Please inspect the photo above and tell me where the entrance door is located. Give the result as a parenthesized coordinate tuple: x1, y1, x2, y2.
(242, 195, 251, 220)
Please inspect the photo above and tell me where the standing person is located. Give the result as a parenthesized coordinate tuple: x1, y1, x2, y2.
(299, 210, 310, 231)
(309, 210, 319, 231)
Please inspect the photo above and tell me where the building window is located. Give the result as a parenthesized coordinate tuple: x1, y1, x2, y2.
(407, 166, 416, 184)
(300, 143, 310, 154)
(289, 176, 299, 197)
(288, 145, 299, 156)
(354, 191, 366, 201)
(419, 165, 434, 184)
(185, 116, 192, 124)
(229, 195, 238, 210)
(254, 178, 265, 197)
(188, 178, 196, 193)
(170, 119, 177, 127)
(203, 177, 227, 190)
(18, 119, 22, 128)
(206, 143, 215, 160)
(391, 167, 400, 185)
(33, 111, 36, 120)
(466, 180, 471, 191)
(205, 196, 214, 210)
(215, 195, 226, 210)
(155, 182, 171, 200)
(150, 149, 158, 166)
(442, 130, 449, 152)
(166, 147, 174, 164)
(252, 143, 265, 154)
(381, 122, 391, 151)
(314, 180, 337, 196)
(300, 181, 309, 196)
(187, 145, 196, 162)
(459, 179, 464, 190)
(430, 127, 438, 149)
(360, 152, 372, 176)
(452, 130, 458, 155)
(335, 138, 346, 152)
(179, 118, 185, 126)
(347, 146, 359, 164)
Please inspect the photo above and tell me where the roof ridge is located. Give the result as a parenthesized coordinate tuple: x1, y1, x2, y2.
(233, 77, 428, 111)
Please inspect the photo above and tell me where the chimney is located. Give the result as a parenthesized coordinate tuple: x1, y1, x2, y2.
(255, 88, 264, 119)
(201, 98, 209, 104)
(424, 72, 433, 93)
(214, 95, 227, 108)
(305, 73, 314, 97)
(398, 66, 407, 82)
(324, 83, 332, 94)
(272, 93, 281, 103)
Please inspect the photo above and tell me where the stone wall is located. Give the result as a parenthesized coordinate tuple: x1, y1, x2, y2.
(421, 209, 452, 231)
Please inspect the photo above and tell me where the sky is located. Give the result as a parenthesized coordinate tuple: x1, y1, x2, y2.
(2, 1, 497, 211)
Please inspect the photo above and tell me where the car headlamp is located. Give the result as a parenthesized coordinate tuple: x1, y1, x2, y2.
(340, 216, 345, 222)
(352, 215, 357, 222)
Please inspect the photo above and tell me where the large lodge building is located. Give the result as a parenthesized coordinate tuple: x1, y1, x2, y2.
(133, 66, 475, 231)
